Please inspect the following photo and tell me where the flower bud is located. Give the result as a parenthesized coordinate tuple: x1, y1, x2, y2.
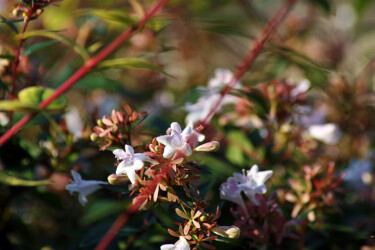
(212, 225, 241, 239)
(194, 141, 220, 152)
(107, 174, 129, 185)
(12, 8, 24, 17)
(155, 145, 160, 152)
(97, 119, 104, 127)
(199, 215, 207, 222)
(90, 133, 98, 142)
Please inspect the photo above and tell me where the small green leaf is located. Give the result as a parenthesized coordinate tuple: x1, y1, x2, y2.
(19, 30, 90, 60)
(23, 40, 60, 56)
(0, 100, 38, 111)
(97, 58, 174, 78)
(81, 200, 128, 225)
(18, 86, 67, 110)
(0, 15, 19, 33)
(0, 170, 52, 186)
(76, 8, 135, 25)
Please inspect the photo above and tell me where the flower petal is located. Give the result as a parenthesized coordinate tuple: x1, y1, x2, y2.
(171, 122, 182, 133)
(71, 170, 82, 182)
(134, 153, 158, 165)
(125, 167, 137, 185)
(156, 135, 173, 145)
(163, 145, 176, 158)
(113, 149, 126, 160)
(115, 161, 127, 175)
(133, 159, 144, 170)
(125, 145, 134, 156)
(78, 194, 88, 206)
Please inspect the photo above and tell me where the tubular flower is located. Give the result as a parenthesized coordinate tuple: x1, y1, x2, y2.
(160, 236, 190, 250)
(113, 145, 157, 184)
(220, 165, 273, 209)
(235, 164, 273, 205)
(65, 170, 107, 206)
(156, 122, 194, 159)
(185, 69, 241, 125)
(307, 123, 341, 145)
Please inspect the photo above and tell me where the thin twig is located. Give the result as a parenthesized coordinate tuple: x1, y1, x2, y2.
(0, 0, 170, 147)
(196, 0, 298, 131)
(94, 197, 146, 250)
(8, 6, 34, 126)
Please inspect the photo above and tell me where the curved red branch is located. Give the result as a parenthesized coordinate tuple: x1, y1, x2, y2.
(197, 0, 298, 131)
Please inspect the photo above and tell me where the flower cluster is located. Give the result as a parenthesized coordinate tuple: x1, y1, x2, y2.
(91, 103, 148, 150)
(280, 162, 343, 222)
(185, 69, 241, 125)
(88, 118, 234, 249)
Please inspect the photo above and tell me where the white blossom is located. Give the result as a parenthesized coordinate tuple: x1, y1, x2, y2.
(234, 165, 273, 205)
(185, 69, 241, 125)
(156, 122, 194, 158)
(65, 170, 107, 206)
(307, 123, 341, 144)
(220, 165, 273, 209)
(220, 177, 247, 214)
(0, 112, 9, 126)
(291, 79, 310, 97)
(160, 236, 190, 250)
(113, 145, 156, 184)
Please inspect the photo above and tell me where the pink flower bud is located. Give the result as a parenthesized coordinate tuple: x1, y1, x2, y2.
(212, 225, 241, 239)
(194, 141, 220, 152)
(107, 174, 129, 185)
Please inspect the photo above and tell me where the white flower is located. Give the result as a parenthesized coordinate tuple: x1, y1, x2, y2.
(220, 177, 247, 215)
(156, 122, 194, 158)
(220, 165, 273, 210)
(307, 123, 341, 144)
(113, 145, 156, 184)
(160, 236, 190, 250)
(208, 69, 241, 91)
(65, 107, 84, 140)
(185, 69, 241, 125)
(234, 165, 273, 205)
(291, 79, 310, 97)
(65, 170, 107, 206)
(0, 112, 9, 126)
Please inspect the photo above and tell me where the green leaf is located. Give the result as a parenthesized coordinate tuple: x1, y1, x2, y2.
(0, 100, 38, 111)
(18, 86, 67, 110)
(19, 30, 90, 60)
(268, 44, 333, 73)
(81, 200, 128, 225)
(76, 8, 135, 25)
(0, 15, 19, 33)
(97, 58, 174, 78)
(0, 170, 52, 186)
(23, 40, 60, 56)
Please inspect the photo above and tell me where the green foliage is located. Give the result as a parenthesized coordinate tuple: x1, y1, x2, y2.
(18, 86, 67, 110)
(97, 58, 174, 78)
(19, 30, 90, 60)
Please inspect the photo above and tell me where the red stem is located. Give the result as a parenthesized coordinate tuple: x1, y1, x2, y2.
(94, 198, 145, 250)
(0, 0, 170, 146)
(8, 8, 34, 126)
(197, 0, 298, 131)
